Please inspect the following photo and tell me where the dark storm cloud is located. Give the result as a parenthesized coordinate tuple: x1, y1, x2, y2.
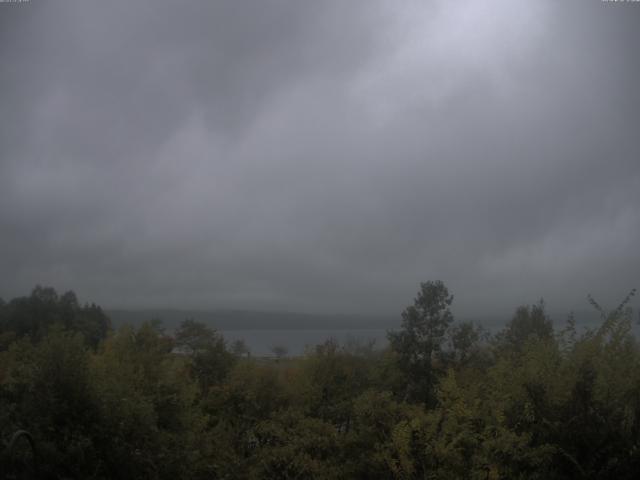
(1, 0, 639, 318)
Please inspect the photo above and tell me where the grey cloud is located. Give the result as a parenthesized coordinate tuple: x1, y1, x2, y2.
(1, 0, 639, 320)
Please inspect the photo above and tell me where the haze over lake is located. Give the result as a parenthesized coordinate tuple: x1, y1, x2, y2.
(106, 307, 611, 356)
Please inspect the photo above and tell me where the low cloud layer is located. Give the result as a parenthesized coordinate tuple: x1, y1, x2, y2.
(1, 0, 639, 318)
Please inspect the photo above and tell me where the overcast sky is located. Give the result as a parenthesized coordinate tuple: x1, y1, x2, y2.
(1, 0, 639, 319)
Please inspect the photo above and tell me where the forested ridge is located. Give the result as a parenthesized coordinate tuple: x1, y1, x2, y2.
(1, 282, 639, 479)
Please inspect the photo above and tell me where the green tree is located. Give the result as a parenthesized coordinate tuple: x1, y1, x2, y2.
(0, 327, 100, 478)
(497, 300, 553, 353)
(0, 286, 110, 349)
(448, 321, 486, 366)
(174, 319, 235, 391)
(388, 280, 454, 406)
(299, 339, 372, 428)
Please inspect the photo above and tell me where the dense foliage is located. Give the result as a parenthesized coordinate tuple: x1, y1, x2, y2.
(1, 283, 639, 479)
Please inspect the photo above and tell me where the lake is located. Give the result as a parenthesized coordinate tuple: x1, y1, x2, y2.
(220, 328, 391, 356)
(220, 315, 621, 357)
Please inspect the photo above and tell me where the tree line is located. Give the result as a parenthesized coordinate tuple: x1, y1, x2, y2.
(0, 282, 639, 479)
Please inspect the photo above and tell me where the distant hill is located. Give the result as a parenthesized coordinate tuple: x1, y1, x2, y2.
(105, 309, 399, 331)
